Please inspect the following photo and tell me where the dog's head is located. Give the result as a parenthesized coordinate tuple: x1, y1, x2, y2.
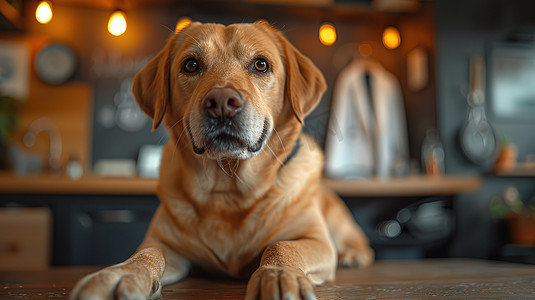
(133, 22, 326, 160)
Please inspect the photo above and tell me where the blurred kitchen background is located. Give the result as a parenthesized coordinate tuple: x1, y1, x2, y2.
(0, 0, 534, 270)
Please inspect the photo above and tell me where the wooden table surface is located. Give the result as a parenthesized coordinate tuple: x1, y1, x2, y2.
(1, 259, 534, 299)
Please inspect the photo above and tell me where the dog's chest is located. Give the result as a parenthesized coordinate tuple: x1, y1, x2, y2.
(201, 216, 259, 259)
(173, 198, 276, 277)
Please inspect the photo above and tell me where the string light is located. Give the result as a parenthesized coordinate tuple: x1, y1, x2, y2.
(382, 26, 401, 50)
(175, 17, 192, 33)
(35, 0, 53, 24)
(108, 10, 127, 36)
(319, 23, 336, 46)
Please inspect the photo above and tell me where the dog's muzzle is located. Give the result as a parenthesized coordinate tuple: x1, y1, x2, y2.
(188, 88, 270, 159)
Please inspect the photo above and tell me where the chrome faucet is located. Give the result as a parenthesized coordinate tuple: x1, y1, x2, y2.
(23, 117, 62, 175)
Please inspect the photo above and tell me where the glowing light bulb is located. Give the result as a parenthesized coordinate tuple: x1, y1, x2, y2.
(35, 1, 53, 24)
(382, 26, 401, 50)
(175, 17, 192, 33)
(319, 23, 336, 46)
(108, 10, 127, 36)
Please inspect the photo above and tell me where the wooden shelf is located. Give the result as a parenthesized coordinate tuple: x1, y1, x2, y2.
(323, 175, 481, 197)
(493, 163, 535, 177)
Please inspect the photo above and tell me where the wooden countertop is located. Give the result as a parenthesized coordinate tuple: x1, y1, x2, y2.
(0, 172, 481, 196)
(0, 173, 159, 195)
(323, 175, 481, 197)
(1, 259, 534, 299)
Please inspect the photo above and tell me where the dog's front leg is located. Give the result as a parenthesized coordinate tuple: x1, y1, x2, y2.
(70, 247, 166, 300)
(245, 234, 336, 300)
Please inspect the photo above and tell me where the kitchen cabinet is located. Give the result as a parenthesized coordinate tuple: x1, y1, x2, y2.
(0, 173, 481, 265)
(0, 192, 158, 267)
(53, 195, 159, 266)
(0, 207, 51, 270)
(325, 175, 481, 260)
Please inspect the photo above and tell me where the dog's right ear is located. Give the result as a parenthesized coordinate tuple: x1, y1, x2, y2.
(132, 38, 175, 130)
(133, 22, 199, 130)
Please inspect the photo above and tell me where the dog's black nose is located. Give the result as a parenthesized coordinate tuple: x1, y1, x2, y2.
(203, 88, 244, 120)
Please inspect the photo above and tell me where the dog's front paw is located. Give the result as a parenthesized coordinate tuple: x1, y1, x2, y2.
(338, 246, 374, 268)
(70, 264, 160, 300)
(245, 265, 317, 300)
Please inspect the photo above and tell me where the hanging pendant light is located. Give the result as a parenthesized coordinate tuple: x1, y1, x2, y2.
(108, 10, 127, 36)
(319, 22, 336, 46)
(35, 0, 53, 24)
(382, 26, 401, 50)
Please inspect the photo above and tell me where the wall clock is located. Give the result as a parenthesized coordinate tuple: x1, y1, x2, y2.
(34, 43, 77, 84)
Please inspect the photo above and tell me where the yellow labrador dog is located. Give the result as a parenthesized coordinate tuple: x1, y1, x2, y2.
(71, 22, 373, 300)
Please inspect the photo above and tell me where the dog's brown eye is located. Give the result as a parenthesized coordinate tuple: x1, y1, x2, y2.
(253, 58, 269, 73)
(183, 58, 199, 73)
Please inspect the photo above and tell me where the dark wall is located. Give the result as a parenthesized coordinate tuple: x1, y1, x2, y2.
(436, 0, 535, 174)
(435, 0, 535, 259)
(23, 5, 178, 166)
(22, 1, 436, 170)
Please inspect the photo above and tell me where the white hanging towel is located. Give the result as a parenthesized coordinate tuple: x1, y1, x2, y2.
(324, 59, 409, 179)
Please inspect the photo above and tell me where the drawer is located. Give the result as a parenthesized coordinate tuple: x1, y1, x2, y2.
(0, 207, 52, 270)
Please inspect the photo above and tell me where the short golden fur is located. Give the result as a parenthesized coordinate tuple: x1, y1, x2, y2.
(71, 22, 373, 300)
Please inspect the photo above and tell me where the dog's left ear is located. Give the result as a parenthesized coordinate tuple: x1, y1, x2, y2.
(132, 36, 175, 130)
(278, 32, 327, 124)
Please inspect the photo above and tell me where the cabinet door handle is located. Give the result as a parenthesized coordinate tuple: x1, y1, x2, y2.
(78, 212, 93, 229)
(97, 210, 135, 223)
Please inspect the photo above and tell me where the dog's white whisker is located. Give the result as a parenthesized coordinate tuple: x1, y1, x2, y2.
(234, 172, 252, 191)
(171, 122, 189, 162)
(175, 127, 187, 144)
(201, 156, 209, 180)
(266, 143, 284, 167)
(227, 159, 234, 176)
(216, 157, 224, 173)
(168, 117, 184, 130)
(157, 133, 167, 145)
(159, 24, 174, 33)
(232, 159, 240, 176)
(273, 128, 287, 161)
(171, 136, 180, 162)
(217, 157, 234, 177)
(228, 159, 239, 177)
(181, 31, 202, 50)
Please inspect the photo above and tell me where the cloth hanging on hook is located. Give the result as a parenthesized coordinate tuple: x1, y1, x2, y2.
(324, 58, 409, 179)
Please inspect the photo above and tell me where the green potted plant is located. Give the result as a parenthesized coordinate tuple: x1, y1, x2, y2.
(494, 134, 517, 174)
(490, 186, 535, 245)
